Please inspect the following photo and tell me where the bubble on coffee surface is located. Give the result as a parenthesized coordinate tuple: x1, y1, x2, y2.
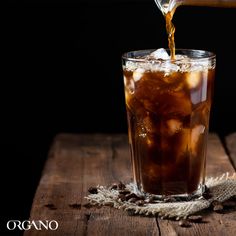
(124, 48, 214, 73)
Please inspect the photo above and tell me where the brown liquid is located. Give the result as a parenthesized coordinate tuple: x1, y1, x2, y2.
(165, 9, 176, 60)
(124, 67, 215, 195)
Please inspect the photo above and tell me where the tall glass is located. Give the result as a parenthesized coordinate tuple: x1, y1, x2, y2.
(122, 49, 216, 199)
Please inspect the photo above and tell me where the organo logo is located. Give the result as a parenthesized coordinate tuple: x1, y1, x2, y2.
(6, 220, 58, 231)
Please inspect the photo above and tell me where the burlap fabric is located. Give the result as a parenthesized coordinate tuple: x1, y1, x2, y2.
(86, 173, 236, 219)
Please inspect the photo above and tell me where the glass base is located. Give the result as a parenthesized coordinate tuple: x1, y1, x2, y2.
(132, 183, 205, 202)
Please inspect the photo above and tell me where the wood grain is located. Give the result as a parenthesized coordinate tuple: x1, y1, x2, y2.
(24, 133, 236, 236)
(158, 133, 236, 236)
(24, 134, 159, 236)
(226, 132, 236, 170)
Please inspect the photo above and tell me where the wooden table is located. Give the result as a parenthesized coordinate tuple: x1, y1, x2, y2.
(25, 133, 236, 236)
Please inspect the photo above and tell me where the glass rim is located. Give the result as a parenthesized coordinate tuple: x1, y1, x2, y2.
(122, 48, 216, 63)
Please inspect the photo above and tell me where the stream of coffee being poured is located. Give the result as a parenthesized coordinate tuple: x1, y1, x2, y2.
(165, 9, 176, 60)
(154, 0, 179, 59)
(155, 0, 236, 59)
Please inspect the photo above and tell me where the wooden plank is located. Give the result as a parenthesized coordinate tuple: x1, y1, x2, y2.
(206, 134, 235, 175)
(226, 132, 236, 170)
(24, 134, 159, 236)
(25, 133, 236, 236)
(158, 133, 236, 236)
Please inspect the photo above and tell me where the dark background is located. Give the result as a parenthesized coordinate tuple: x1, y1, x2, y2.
(4, 0, 236, 234)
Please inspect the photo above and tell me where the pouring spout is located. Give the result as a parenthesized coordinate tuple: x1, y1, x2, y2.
(154, 0, 182, 14)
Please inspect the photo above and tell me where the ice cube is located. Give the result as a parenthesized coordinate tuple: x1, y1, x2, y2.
(143, 116, 156, 134)
(166, 119, 182, 136)
(150, 48, 170, 60)
(126, 79, 135, 94)
(176, 128, 190, 162)
(175, 54, 189, 60)
(133, 68, 145, 82)
(191, 125, 205, 155)
(123, 75, 127, 86)
(186, 71, 202, 89)
(162, 61, 180, 75)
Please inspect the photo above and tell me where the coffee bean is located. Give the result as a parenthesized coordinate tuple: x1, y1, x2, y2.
(203, 187, 213, 200)
(137, 195, 145, 200)
(110, 183, 118, 190)
(136, 200, 145, 206)
(118, 181, 126, 190)
(119, 190, 131, 195)
(222, 200, 236, 208)
(188, 215, 202, 223)
(179, 219, 190, 227)
(213, 204, 224, 213)
(83, 203, 93, 209)
(44, 204, 57, 210)
(231, 195, 236, 200)
(125, 193, 137, 201)
(118, 194, 126, 201)
(211, 200, 221, 207)
(104, 202, 114, 207)
(204, 193, 213, 199)
(68, 203, 81, 209)
(163, 197, 177, 202)
(145, 196, 155, 203)
(171, 196, 191, 202)
(127, 209, 136, 216)
(128, 197, 137, 203)
(88, 187, 98, 194)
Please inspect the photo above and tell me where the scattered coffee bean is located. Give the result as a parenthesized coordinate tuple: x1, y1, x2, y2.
(213, 204, 224, 213)
(211, 200, 224, 213)
(222, 200, 236, 208)
(145, 196, 155, 203)
(127, 209, 136, 216)
(104, 202, 114, 207)
(188, 215, 202, 223)
(118, 194, 126, 201)
(88, 187, 98, 194)
(137, 195, 145, 200)
(128, 197, 137, 203)
(125, 193, 138, 201)
(110, 183, 118, 190)
(69, 203, 81, 209)
(211, 200, 221, 207)
(85, 213, 91, 220)
(135, 200, 145, 206)
(179, 219, 190, 227)
(231, 195, 236, 200)
(163, 197, 177, 203)
(83, 203, 93, 208)
(203, 187, 212, 200)
(119, 189, 130, 195)
(171, 197, 187, 202)
(118, 181, 126, 190)
(203, 192, 212, 199)
(44, 204, 57, 210)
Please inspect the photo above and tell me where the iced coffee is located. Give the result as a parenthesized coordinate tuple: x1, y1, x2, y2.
(122, 49, 215, 197)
